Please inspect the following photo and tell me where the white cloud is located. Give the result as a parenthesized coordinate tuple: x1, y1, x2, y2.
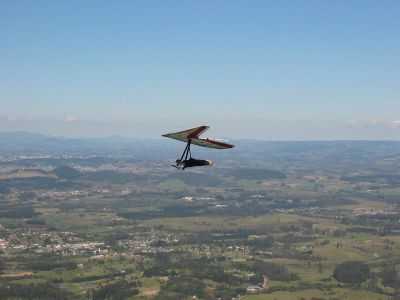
(64, 115, 79, 123)
(391, 120, 400, 128)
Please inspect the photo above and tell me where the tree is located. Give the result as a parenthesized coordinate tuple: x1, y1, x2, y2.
(381, 265, 400, 289)
(333, 261, 370, 284)
(161, 276, 206, 299)
(318, 261, 323, 274)
(0, 258, 6, 274)
(90, 280, 139, 300)
(252, 261, 297, 281)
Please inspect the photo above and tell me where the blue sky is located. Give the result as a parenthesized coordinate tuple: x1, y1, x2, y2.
(1, 1, 399, 139)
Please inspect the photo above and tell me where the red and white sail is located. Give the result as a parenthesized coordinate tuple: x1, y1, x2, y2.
(162, 126, 234, 149)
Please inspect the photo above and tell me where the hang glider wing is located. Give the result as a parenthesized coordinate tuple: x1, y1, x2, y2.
(190, 138, 234, 149)
(162, 126, 234, 149)
(162, 125, 209, 143)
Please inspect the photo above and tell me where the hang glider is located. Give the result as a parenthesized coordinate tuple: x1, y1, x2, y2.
(162, 126, 234, 169)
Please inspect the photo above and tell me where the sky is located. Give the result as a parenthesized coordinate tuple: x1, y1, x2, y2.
(1, 1, 399, 140)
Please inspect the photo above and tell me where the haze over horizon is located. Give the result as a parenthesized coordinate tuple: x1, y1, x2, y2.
(1, 1, 399, 140)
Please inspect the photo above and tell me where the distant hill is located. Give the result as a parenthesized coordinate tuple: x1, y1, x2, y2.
(0, 131, 82, 154)
(2, 132, 400, 173)
(0, 131, 177, 159)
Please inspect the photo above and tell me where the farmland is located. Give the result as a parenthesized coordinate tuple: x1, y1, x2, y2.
(0, 137, 400, 299)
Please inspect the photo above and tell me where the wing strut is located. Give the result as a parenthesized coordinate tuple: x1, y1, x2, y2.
(177, 139, 192, 166)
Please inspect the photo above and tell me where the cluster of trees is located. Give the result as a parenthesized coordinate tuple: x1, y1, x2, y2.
(144, 255, 240, 286)
(380, 264, 400, 289)
(246, 236, 274, 249)
(0, 282, 72, 300)
(333, 260, 400, 296)
(0, 258, 6, 274)
(53, 165, 81, 180)
(156, 278, 246, 300)
(86, 280, 139, 300)
(147, 255, 304, 298)
(333, 261, 370, 284)
(23, 255, 76, 272)
(104, 231, 131, 247)
(214, 285, 246, 300)
(26, 218, 46, 225)
(333, 260, 400, 293)
(145, 253, 303, 299)
(251, 260, 298, 281)
(155, 276, 206, 300)
(0, 205, 37, 219)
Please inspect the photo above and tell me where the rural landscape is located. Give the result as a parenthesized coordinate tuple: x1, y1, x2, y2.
(0, 133, 399, 299)
(2, 1, 399, 299)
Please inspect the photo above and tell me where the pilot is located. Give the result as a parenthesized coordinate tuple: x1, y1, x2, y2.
(176, 158, 213, 169)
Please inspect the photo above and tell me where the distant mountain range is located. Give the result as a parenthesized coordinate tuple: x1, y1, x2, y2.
(0, 131, 174, 158)
(1, 131, 400, 168)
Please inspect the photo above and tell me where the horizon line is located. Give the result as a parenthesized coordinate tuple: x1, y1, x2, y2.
(1, 130, 400, 143)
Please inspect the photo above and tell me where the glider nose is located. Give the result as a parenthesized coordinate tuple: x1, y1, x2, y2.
(206, 160, 214, 166)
